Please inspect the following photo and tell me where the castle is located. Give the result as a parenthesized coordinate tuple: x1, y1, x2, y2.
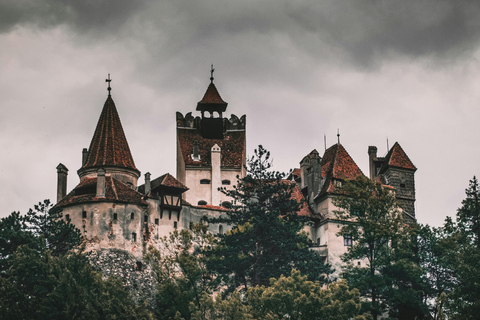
(55, 72, 416, 274)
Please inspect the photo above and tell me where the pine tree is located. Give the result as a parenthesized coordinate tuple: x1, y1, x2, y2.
(334, 175, 428, 320)
(207, 145, 330, 291)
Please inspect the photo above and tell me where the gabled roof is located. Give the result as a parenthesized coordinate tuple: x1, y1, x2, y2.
(137, 173, 189, 195)
(177, 128, 245, 167)
(380, 142, 416, 173)
(318, 144, 365, 196)
(80, 95, 138, 173)
(196, 82, 228, 112)
(55, 176, 147, 208)
(288, 181, 317, 218)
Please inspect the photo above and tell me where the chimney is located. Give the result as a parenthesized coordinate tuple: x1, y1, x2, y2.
(56, 163, 68, 203)
(311, 150, 321, 198)
(368, 146, 378, 180)
(144, 172, 151, 195)
(82, 148, 89, 166)
(211, 144, 221, 206)
(96, 168, 106, 198)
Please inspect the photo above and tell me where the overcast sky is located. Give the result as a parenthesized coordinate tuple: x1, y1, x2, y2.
(1, 0, 480, 227)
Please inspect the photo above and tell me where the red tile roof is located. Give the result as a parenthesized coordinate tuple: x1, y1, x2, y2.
(80, 96, 138, 173)
(138, 173, 189, 195)
(318, 144, 365, 196)
(55, 176, 147, 208)
(177, 128, 245, 167)
(288, 181, 316, 218)
(383, 142, 416, 171)
(196, 82, 228, 111)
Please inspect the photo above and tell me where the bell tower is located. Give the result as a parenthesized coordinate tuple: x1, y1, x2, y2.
(196, 65, 228, 139)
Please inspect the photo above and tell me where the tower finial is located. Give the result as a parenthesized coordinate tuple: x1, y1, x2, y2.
(337, 129, 341, 145)
(210, 64, 215, 83)
(106, 74, 112, 96)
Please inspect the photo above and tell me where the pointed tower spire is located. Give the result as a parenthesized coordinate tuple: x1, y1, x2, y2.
(196, 66, 228, 139)
(78, 80, 140, 186)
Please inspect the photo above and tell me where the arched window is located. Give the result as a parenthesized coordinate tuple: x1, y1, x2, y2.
(219, 225, 223, 235)
(222, 180, 231, 185)
(198, 200, 207, 206)
(130, 212, 135, 220)
(200, 179, 211, 185)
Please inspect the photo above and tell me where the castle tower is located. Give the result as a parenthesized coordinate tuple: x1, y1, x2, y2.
(77, 91, 140, 188)
(55, 78, 147, 249)
(176, 69, 246, 207)
(369, 142, 417, 219)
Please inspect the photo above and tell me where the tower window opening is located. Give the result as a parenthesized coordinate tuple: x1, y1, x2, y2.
(113, 213, 118, 220)
(130, 212, 134, 220)
(155, 218, 159, 225)
(174, 221, 177, 229)
(144, 215, 148, 223)
(82, 211, 87, 219)
(132, 232, 137, 242)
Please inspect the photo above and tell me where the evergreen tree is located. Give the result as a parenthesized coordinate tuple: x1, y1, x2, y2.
(207, 145, 330, 291)
(334, 176, 428, 320)
(439, 177, 480, 319)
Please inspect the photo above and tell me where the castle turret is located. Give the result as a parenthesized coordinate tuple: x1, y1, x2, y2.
(196, 66, 228, 139)
(77, 87, 140, 187)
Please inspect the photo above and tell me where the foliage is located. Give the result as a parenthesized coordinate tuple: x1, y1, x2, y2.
(437, 177, 480, 319)
(147, 224, 218, 320)
(417, 224, 456, 319)
(0, 200, 82, 272)
(0, 245, 152, 320)
(334, 175, 428, 320)
(247, 269, 370, 320)
(207, 145, 331, 291)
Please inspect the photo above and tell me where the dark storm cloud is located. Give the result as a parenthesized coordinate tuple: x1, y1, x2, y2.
(0, 0, 147, 34)
(3, 0, 480, 68)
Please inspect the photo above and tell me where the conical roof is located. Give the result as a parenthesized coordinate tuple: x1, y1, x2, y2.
(196, 82, 228, 112)
(380, 142, 416, 172)
(80, 95, 138, 173)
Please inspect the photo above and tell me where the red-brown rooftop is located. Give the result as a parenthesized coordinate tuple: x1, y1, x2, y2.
(80, 95, 138, 173)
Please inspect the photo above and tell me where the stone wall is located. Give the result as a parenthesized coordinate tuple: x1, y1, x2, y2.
(87, 248, 157, 308)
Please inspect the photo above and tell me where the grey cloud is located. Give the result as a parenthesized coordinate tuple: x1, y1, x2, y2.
(0, 0, 146, 34)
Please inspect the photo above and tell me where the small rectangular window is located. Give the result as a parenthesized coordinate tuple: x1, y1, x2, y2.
(113, 213, 118, 220)
(82, 211, 87, 219)
(200, 179, 211, 184)
(155, 218, 159, 225)
(189, 222, 193, 230)
(132, 232, 137, 242)
(344, 235, 352, 246)
(65, 214, 70, 221)
(144, 215, 148, 223)
(174, 221, 177, 229)
(130, 212, 134, 220)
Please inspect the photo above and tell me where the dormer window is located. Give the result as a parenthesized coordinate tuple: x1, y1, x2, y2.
(200, 179, 211, 185)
